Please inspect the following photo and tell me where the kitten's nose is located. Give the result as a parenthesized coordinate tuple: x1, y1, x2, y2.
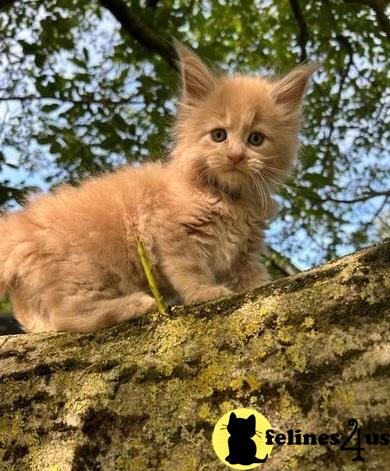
(227, 153, 245, 165)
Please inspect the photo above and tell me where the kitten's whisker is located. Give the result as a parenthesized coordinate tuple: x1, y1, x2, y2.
(250, 174, 262, 204)
(257, 172, 283, 188)
(260, 172, 289, 189)
(250, 173, 270, 214)
(260, 165, 291, 179)
(252, 167, 289, 190)
(258, 176, 269, 214)
(253, 172, 274, 215)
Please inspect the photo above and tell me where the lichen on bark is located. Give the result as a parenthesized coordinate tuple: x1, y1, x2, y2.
(0, 240, 389, 470)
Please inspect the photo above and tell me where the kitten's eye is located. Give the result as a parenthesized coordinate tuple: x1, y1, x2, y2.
(248, 131, 264, 146)
(210, 128, 227, 143)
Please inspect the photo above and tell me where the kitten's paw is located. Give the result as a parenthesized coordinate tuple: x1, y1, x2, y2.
(184, 285, 233, 304)
(135, 293, 157, 316)
(209, 286, 233, 299)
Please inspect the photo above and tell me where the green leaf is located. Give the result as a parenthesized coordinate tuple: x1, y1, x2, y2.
(303, 173, 332, 187)
(41, 103, 60, 113)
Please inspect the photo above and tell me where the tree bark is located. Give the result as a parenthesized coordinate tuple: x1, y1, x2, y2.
(0, 240, 389, 470)
(99, 0, 177, 69)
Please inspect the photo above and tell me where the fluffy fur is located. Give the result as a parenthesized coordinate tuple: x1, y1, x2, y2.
(0, 43, 317, 332)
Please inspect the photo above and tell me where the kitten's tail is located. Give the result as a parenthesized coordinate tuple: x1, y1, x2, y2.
(253, 454, 269, 463)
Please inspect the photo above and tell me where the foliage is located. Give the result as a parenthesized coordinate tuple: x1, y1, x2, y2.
(0, 0, 389, 266)
(0, 297, 11, 317)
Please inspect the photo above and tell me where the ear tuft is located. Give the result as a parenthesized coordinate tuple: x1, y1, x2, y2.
(173, 39, 215, 103)
(272, 63, 320, 111)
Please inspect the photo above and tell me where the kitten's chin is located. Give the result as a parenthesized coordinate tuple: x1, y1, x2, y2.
(211, 166, 249, 193)
(188, 158, 247, 195)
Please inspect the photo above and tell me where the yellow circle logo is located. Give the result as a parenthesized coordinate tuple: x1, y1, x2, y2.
(212, 408, 273, 469)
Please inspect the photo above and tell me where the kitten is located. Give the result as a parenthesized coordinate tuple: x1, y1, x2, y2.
(225, 412, 268, 465)
(0, 42, 317, 333)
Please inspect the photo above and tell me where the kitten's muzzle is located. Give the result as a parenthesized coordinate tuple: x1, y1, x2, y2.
(227, 152, 245, 165)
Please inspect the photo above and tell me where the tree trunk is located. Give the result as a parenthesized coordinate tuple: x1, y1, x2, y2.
(0, 240, 389, 470)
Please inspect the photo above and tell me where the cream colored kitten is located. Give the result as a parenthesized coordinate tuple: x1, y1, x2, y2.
(0, 43, 317, 332)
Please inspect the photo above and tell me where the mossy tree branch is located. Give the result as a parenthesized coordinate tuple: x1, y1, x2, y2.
(0, 240, 389, 469)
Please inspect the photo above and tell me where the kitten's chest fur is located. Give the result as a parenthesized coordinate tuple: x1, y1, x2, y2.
(212, 205, 250, 276)
(183, 192, 262, 276)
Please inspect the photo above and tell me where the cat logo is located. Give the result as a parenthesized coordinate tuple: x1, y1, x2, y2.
(212, 408, 273, 469)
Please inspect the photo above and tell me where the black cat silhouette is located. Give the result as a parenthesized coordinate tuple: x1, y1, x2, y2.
(225, 412, 268, 465)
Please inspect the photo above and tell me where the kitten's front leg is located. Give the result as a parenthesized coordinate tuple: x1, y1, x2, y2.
(228, 255, 270, 294)
(160, 252, 233, 304)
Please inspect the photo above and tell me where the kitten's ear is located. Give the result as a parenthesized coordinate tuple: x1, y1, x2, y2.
(272, 63, 319, 112)
(174, 40, 216, 103)
(228, 412, 237, 424)
(247, 414, 256, 429)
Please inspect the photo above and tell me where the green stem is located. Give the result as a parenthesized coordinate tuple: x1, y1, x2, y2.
(136, 236, 166, 314)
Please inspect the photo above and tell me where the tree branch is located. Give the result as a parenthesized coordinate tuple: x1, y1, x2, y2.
(1, 241, 390, 468)
(263, 245, 300, 277)
(0, 94, 142, 106)
(289, 0, 309, 62)
(99, 0, 177, 69)
(323, 34, 354, 174)
(360, 195, 389, 233)
(327, 190, 390, 204)
(344, 0, 390, 39)
(145, 0, 160, 8)
(295, 186, 390, 204)
(0, 0, 15, 10)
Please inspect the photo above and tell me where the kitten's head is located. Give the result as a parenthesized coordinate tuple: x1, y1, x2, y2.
(172, 42, 318, 198)
(227, 412, 256, 438)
